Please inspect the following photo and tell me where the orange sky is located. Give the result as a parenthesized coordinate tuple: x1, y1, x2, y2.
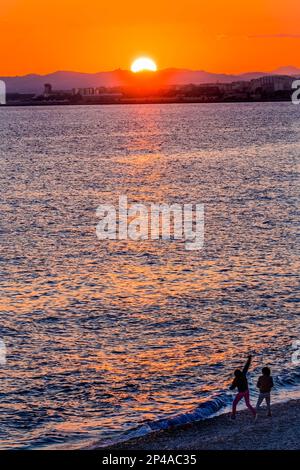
(1, 0, 300, 76)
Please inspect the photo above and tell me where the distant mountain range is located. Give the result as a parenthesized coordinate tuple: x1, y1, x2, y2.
(2, 66, 300, 93)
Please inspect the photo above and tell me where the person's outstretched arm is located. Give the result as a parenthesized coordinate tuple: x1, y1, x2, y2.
(242, 355, 252, 375)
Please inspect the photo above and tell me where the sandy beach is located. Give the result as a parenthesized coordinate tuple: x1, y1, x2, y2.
(104, 399, 300, 450)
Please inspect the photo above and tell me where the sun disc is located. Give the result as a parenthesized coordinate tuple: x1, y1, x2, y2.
(131, 57, 157, 73)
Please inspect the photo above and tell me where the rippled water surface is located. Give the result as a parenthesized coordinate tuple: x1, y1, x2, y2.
(0, 103, 299, 449)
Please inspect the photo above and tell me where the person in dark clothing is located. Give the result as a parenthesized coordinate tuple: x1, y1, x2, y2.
(256, 366, 274, 417)
(230, 355, 256, 419)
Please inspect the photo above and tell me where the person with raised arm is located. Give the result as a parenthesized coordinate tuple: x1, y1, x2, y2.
(230, 355, 257, 420)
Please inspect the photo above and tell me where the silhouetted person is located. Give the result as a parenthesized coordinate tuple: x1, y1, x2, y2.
(230, 354, 256, 420)
(256, 366, 274, 417)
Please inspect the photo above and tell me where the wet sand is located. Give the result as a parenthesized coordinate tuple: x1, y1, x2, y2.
(104, 399, 300, 450)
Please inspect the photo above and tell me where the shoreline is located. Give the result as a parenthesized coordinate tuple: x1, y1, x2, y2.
(99, 399, 300, 450)
(1, 98, 292, 107)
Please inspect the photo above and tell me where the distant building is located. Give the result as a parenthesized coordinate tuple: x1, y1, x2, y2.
(44, 83, 52, 97)
(72, 87, 123, 101)
(72, 87, 95, 96)
(250, 75, 294, 94)
(43, 83, 72, 98)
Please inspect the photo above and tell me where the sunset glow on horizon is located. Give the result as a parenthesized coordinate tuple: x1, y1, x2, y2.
(0, 0, 300, 76)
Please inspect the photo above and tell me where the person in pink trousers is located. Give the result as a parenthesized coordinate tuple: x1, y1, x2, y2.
(230, 355, 257, 420)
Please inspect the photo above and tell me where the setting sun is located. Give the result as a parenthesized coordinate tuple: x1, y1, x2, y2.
(131, 57, 157, 73)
